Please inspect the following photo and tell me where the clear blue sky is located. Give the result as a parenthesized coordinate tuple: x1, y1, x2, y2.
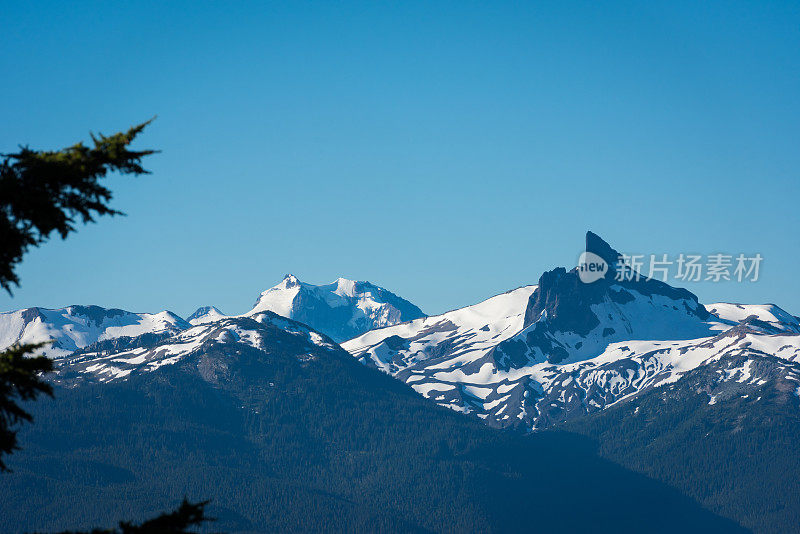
(2, 1, 799, 318)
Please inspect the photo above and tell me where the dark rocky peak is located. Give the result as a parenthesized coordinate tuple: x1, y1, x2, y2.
(19, 307, 45, 323)
(523, 231, 708, 334)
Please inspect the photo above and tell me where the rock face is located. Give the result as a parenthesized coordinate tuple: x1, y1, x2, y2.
(513, 231, 710, 365)
(343, 231, 800, 431)
(246, 274, 425, 342)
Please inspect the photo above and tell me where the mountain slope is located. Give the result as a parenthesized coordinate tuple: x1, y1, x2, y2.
(0, 313, 743, 533)
(3, 232, 796, 532)
(344, 285, 537, 419)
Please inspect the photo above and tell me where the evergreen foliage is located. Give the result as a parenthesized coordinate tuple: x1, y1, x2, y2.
(0, 342, 52, 471)
(0, 120, 156, 473)
(0, 120, 156, 293)
(0, 122, 213, 533)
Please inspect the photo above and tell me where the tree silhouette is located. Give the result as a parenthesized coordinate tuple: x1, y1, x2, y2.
(0, 120, 155, 469)
(0, 122, 212, 532)
(0, 119, 156, 293)
(0, 342, 51, 471)
(50, 499, 212, 534)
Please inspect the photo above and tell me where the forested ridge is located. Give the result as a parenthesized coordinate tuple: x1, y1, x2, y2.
(564, 362, 800, 534)
(0, 333, 742, 533)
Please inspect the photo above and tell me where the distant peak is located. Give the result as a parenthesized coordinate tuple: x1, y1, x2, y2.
(192, 305, 221, 315)
(187, 306, 224, 324)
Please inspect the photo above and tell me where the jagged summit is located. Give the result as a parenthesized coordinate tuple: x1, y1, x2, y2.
(513, 231, 710, 366)
(523, 231, 708, 333)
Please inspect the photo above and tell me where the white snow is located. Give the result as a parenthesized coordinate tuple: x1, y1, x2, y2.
(7, 267, 799, 434)
(0, 306, 187, 359)
(248, 276, 302, 317)
(343, 285, 537, 369)
(709, 302, 798, 324)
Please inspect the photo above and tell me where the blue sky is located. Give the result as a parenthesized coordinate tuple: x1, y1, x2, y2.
(2, 1, 799, 318)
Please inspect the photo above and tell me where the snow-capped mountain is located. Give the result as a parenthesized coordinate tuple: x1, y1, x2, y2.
(54, 310, 339, 385)
(0, 275, 422, 359)
(343, 232, 800, 430)
(245, 274, 425, 342)
(5, 235, 796, 533)
(0, 305, 188, 358)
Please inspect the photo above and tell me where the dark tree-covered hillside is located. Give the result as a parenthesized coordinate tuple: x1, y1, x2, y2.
(0, 325, 746, 533)
(564, 361, 800, 534)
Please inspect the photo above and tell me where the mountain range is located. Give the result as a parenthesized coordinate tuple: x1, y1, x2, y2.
(0, 274, 423, 359)
(344, 232, 800, 430)
(1, 232, 798, 533)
